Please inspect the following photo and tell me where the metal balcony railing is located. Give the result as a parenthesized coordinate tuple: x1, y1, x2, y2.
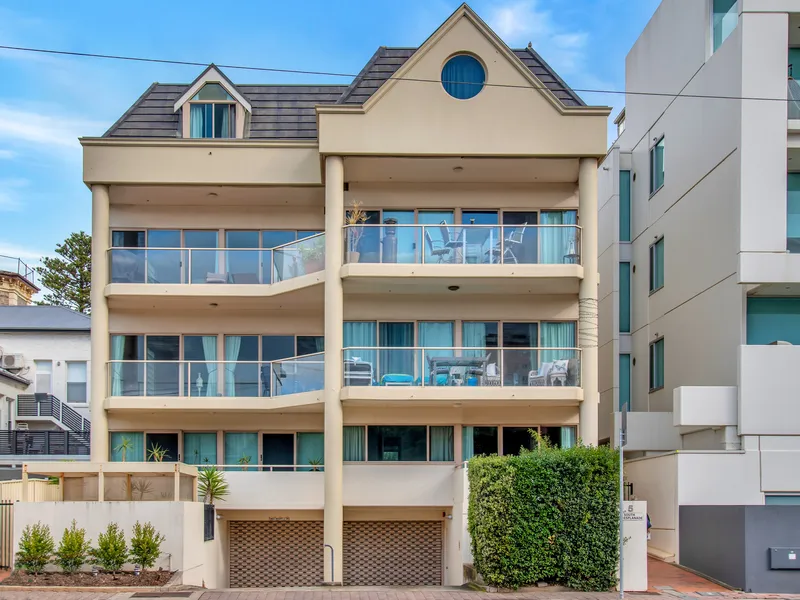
(0, 254, 35, 284)
(107, 353, 324, 398)
(16, 394, 91, 432)
(342, 224, 581, 266)
(0, 430, 90, 456)
(342, 346, 581, 387)
(107, 233, 325, 285)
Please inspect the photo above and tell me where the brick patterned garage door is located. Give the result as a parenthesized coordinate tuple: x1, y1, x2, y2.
(343, 521, 443, 586)
(229, 521, 323, 587)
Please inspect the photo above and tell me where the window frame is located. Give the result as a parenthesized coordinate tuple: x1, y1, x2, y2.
(649, 337, 665, 392)
(619, 262, 632, 333)
(65, 360, 88, 404)
(649, 136, 665, 196)
(649, 237, 665, 294)
(187, 84, 237, 140)
(620, 170, 631, 242)
(711, 0, 738, 55)
(441, 53, 487, 100)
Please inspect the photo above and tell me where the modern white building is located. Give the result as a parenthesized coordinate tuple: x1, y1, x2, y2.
(599, 0, 800, 592)
(0, 306, 91, 465)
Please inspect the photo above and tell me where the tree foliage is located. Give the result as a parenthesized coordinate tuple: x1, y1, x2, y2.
(91, 522, 127, 574)
(129, 521, 165, 570)
(16, 522, 55, 574)
(54, 520, 91, 573)
(36, 231, 91, 314)
(467, 443, 619, 591)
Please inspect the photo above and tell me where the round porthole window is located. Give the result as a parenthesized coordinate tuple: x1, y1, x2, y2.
(441, 54, 485, 100)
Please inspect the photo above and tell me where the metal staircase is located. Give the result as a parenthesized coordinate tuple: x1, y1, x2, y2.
(16, 394, 91, 433)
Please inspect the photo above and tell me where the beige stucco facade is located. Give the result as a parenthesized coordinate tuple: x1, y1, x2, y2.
(80, 4, 608, 588)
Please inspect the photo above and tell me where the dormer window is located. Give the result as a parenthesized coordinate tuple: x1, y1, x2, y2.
(189, 83, 236, 138)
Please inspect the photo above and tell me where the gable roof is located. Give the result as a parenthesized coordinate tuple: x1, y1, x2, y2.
(172, 64, 252, 113)
(0, 306, 90, 332)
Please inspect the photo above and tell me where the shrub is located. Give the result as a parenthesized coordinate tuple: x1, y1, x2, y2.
(197, 466, 230, 504)
(91, 523, 128, 574)
(129, 521, 165, 570)
(467, 443, 619, 591)
(16, 522, 55, 574)
(54, 520, 91, 573)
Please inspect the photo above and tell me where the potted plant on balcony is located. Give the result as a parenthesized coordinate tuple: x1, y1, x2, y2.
(198, 466, 230, 504)
(114, 437, 133, 462)
(345, 199, 368, 263)
(237, 454, 252, 472)
(308, 457, 323, 472)
(299, 237, 325, 273)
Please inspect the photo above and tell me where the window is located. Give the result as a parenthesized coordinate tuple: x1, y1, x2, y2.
(649, 338, 665, 391)
(224, 432, 258, 471)
(66, 361, 87, 403)
(33, 360, 52, 394)
(650, 137, 665, 194)
(788, 174, 800, 253)
(184, 432, 217, 466)
(344, 426, 365, 461)
(620, 262, 631, 333)
(540, 426, 577, 449)
(712, 0, 738, 53)
(429, 426, 454, 461)
(441, 54, 485, 100)
(462, 426, 498, 460)
(109, 432, 144, 462)
(619, 354, 631, 411)
(146, 433, 179, 462)
(367, 426, 427, 462)
(189, 84, 236, 138)
(766, 495, 800, 505)
(649, 238, 665, 292)
(620, 170, 631, 241)
(746, 297, 800, 345)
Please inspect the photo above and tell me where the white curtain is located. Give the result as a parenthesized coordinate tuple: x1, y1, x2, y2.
(462, 426, 475, 461)
(560, 426, 577, 449)
(224, 336, 241, 396)
(202, 336, 218, 397)
(111, 335, 125, 396)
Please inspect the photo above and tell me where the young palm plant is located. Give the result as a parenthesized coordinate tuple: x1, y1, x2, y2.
(147, 443, 169, 462)
(114, 437, 133, 462)
(197, 467, 230, 504)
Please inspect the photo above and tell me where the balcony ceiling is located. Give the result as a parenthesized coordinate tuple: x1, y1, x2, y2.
(109, 185, 325, 206)
(748, 282, 800, 296)
(343, 157, 579, 183)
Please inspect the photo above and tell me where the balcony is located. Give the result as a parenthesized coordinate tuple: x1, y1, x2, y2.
(105, 353, 324, 412)
(0, 430, 90, 461)
(341, 346, 582, 404)
(216, 464, 454, 509)
(341, 224, 582, 295)
(105, 234, 325, 309)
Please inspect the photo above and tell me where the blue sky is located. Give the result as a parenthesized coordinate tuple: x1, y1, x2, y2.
(0, 0, 659, 270)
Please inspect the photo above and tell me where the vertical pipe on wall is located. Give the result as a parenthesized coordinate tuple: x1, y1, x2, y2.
(323, 155, 345, 584)
(90, 184, 110, 462)
(578, 158, 599, 445)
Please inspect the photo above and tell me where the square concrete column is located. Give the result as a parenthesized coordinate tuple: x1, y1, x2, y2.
(90, 184, 110, 462)
(578, 157, 599, 446)
(323, 155, 344, 584)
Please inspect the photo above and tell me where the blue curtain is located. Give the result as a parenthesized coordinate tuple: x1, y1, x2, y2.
(190, 104, 205, 138)
(418, 322, 454, 384)
(540, 322, 576, 364)
(540, 211, 578, 264)
(441, 55, 485, 100)
(379, 322, 414, 381)
(430, 426, 454, 461)
(462, 426, 475, 461)
(344, 321, 377, 383)
(224, 432, 258, 471)
(109, 432, 144, 462)
(202, 336, 218, 397)
(343, 426, 365, 461)
(224, 335, 241, 396)
(297, 432, 324, 471)
(110, 335, 125, 396)
(184, 432, 217, 465)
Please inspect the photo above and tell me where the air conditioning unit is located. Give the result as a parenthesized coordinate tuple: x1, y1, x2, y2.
(1, 354, 24, 370)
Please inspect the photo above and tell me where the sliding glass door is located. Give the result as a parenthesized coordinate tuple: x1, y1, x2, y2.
(378, 322, 414, 383)
(146, 336, 179, 396)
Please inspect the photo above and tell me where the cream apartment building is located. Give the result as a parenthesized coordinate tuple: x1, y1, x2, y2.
(84, 4, 609, 587)
(599, 0, 800, 593)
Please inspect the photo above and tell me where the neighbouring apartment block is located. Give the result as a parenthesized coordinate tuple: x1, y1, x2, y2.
(599, 0, 800, 593)
(83, 4, 609, 588)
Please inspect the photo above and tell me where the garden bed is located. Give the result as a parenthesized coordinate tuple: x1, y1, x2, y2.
(1, 570, 174, 587)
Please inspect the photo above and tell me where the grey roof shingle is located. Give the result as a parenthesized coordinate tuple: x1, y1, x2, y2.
(0, 306, 91, 332)
(103, 45, 584, 139)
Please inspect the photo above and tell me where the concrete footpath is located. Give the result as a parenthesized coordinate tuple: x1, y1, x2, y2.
(1, 588, 800, 600)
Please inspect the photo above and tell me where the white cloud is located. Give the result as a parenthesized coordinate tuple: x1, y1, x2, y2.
(0, 177, 28, 212)
(487, 0, 588, 73)
(0, 105, 105, 156)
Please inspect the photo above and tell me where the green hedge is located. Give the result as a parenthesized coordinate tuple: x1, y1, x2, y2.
(467, 443, 619, 591)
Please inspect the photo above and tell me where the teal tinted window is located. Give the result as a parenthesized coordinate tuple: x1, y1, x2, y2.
(649, 339, 664, 391)
(713, 0, 738, 52)
(650, 238, 664, 292)
(650, 138, 665, 194)
(620, 262, 631, 333)
(747, 297, 800, 345)
(788, 174, 800, 252)
(441, 55, 485, 100)
(184, 432, 217, 465)
(619, 354, 631, 411)
(620, 170, 631, 241)
(109, 432, 144, 462)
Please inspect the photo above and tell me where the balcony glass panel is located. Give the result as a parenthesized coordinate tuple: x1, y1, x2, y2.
(341, 347, 580, 387)
(343, 224, 581, 265)
(273, 234, 325, 282)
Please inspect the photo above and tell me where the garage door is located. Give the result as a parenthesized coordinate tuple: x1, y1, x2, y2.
(343, 521, 443, 586)
(229, 521, 323, 587)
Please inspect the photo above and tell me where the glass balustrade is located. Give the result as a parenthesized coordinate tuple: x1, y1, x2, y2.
(343, 224, 580, 265)
(107, 234, 325, 285)
(342, 347, 581, 387)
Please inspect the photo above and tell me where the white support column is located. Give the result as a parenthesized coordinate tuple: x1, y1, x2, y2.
(323, 155, 344, 584)
(90, 184, 110, 462)
(578, 157, 599, 446)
